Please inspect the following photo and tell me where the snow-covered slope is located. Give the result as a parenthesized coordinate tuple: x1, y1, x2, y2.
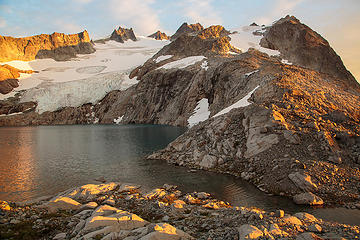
(0, 37, 169, 112)
(230, 26, 280, 56)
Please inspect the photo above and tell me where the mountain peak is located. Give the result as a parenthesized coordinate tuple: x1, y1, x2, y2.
(110, 26, 137, 43)
(148, 31, 170, 40)
(170, 22, 204, 41)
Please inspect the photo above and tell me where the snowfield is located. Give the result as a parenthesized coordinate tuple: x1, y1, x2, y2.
(188, 98, 211, 128)
(159, 56, 206, 70)
(0, 37, 169, 111)
(230, 26, 280, 56)
(213, 86, 259, 118)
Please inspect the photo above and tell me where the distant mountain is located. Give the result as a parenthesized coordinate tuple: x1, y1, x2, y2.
(110, 27, 137, 43)
(0, 30, 95, 62)
(148, 31, 170, 40)
(170, 22, 204, 41)
(0, 64, 34, 94)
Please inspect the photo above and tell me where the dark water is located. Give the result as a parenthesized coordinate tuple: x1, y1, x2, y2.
(0, 125, 359, 225)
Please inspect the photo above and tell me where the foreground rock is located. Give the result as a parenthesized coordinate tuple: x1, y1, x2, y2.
(1, 182, 359, 239)
(0, 30, 95, 62)
(0, 64, 35, 94)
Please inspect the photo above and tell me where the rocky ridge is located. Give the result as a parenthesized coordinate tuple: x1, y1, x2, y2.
(0, 30, 95, 62)
(148, 31, 170, 40)
(110, 27, 137, 43)
(170, 22, 204, 41)
(1, 182, 359, 240)
(0, 64, 35, 94)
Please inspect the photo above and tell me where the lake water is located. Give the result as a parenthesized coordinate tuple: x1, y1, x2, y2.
(0, 125, 359, 225)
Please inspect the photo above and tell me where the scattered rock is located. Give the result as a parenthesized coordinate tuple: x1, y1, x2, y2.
(238, 224, 263, 239)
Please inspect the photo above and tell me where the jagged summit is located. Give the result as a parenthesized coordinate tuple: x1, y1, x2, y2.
(110, 26, 137, 43)
(260, 15, 358, 89)
(148, 31, 170, 40)
(170, 22, 204, 41)
(0, 30, 95, 62)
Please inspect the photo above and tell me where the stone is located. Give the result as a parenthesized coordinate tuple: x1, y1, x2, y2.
(202, 202, 220, 209)
(10, 219, 21, 224)
(73, 219, 86, 233)
(45, 196, 81, 213)
(53, 232, 66, 240)
(238, 224, 264, 239)
(294, 213, 318, 223)
(196, 192, 210, 199)
(288, 172, 318, 192)
(269, 224, 288, 237)
(281, 215, 302, 225)
(293, 192, 324, 205)
(172, 200, 186, 209)
(104, 197, 115, 206)
(275, 210, 285, 218)
(0, 200, 11, 211)
(296, 232, 323, 240)
(66, 182, 119, 201)
(199, 154, 218, 169)
(308, 224, 322, 233)
(144, 189, 167, 200)
(81, 201, 98, 210)
(140, 223, 194, 240)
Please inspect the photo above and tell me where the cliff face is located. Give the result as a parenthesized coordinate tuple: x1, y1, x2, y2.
(260, 15, 358, 88)
(148, 31, 170, 40)
(110, 27, 137, 43)
(0, 30, 95, 62)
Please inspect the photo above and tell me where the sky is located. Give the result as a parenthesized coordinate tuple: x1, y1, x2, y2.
(0, 0, 359, 81)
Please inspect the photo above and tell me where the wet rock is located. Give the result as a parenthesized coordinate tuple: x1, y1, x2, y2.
(293, 192, 324, 205)
(238, 224, 264, 239)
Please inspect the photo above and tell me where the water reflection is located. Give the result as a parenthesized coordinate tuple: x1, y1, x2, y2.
(0, 125, 359, 225)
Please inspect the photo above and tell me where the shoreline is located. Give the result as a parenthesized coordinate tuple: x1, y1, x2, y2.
(1, 182, 360, 239)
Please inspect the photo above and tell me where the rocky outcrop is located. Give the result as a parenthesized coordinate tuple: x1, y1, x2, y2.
(1, 182, 359, 239)
(0, 30, 95, 62)
(170, 22, 204, 40)
(110, 27, 137, 43)
(260, 15, 358, 88)
(0, 64, 35, 94)
(148, 31, 170, 40)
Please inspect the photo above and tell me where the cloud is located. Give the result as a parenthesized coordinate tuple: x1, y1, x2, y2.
(55, 20, 83, 33)
(0, 17, 6, 28)
(256, 0, 304, 25)
(181, 0, 222, 26)
(74, 0, 93, 3)
(108, 0, 161, 35)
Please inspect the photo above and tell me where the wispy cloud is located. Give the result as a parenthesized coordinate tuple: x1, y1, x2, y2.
(74, 0, 93, 4)
(54, 20, 83, 33)
(256, 0, 304, 25)
(181, 0, 222, 26)
(0, 17, 6, 28)
(109, 0, 161, 35)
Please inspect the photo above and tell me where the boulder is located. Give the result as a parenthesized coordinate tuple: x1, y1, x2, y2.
(0, 200, 11, 211)
(238, 224, 263, 239)
(66, 182, 119, 201)
(140, 223, 194, 239)
(281, 215, 302, 225)
(199, 154, 218, 169)
(293, 192, 324, 205)
(45, 196, 81, 213)
(144, 188, 167, 200)
(288, 172, 318, 192)
(296, 232, 323, 240)
(294, 212, 318, 223)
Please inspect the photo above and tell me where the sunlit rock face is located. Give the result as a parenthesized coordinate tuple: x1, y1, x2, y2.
(0, 30, 95, 62)
(110, 27, 137, 43)
(170, 22, 204, 41)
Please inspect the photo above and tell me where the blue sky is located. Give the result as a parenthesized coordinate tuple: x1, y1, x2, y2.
(0, 0, 359, 80)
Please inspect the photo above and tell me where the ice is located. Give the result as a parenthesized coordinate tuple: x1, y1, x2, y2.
(245, 70, 259, 77)
(1, 37, 166, 110)
(159, 56, 206, 70)
(281, 59, 293, 65)
(154, 55, 173, 63)
(113, 115, 124, 124)
(230, 26, 280, 56)
(213, 86, 259, 118)
(201, 61, 209, 71)
(188, 98, 211, 128)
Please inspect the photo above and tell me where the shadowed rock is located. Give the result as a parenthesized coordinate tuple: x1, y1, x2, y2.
(170, 22, 204, 41)
(110, 27, 137, 43)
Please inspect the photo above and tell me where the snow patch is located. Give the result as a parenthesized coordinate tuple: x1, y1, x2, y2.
(159, 56, 206, 70)
(188, 98, 211, 128)
(281, 59, 293, 65)
(245, 70, 259, 77)
(201, 61, 209, 71)
(154, 55, 173, 63)
(213, 86, 259, 118)
(230, 26, 280, 56)
(114, 115, 124, 124)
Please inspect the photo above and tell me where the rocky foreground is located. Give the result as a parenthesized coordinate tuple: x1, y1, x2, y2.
(1, 182, 359, 240)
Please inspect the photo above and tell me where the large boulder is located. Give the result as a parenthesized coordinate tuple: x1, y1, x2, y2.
(288, 172, 318, 192)
(238, 224, 263, 239)
(293, 192, 324, 205)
